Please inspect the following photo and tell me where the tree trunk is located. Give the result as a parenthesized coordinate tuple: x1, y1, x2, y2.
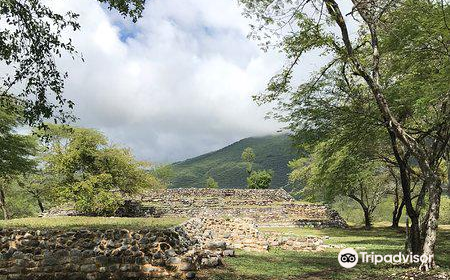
(325, 1, 444, 268)
(447, 152, 450, 197)
(386, 132, 424, 254)
(420, 179, 442, 271)
(0, 187, 9, 220)
(392, 198, 405, 229)
(348, 193, 373, 230)
(37, 197, 45, 213)
(409, 214, 422, 254)
(363, 208, 372, 230)
(397, 153, 422, 254)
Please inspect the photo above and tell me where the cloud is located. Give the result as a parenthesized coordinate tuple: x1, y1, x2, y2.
(46, 0, 331, 163)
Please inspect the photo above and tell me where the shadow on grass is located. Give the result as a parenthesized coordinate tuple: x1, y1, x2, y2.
(202, 227, 450, 280)
(202, 249, 398, 280)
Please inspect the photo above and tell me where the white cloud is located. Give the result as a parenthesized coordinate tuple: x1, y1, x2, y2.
(46, 0, 329, 163)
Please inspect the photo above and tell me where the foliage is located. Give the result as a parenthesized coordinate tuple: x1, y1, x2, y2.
(0, 0, 145, 125)
(0, 100, 37, 219)
(1, 178, 39, 219)
(171, 135, 299, 189)
(205, 176, 219, 189)
(332, 196, 405, 226)
(240, 0, 449, 260)
(441, 196, 450, 225)
(0, 101, 37, 176)
(241, 147, 256, 175)
(289, 140, 392, 228)
(40, 125, 160, 215)
(247, 170, 273, 189)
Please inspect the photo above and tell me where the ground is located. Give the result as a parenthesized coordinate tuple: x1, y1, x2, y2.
(1, 218, 448, 279)
(200, 225, 450, 280)
(0, 216, 186, 229)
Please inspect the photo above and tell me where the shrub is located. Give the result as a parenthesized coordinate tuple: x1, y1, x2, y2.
(247, 170, 272, 189)
(205, 177, 219, 189)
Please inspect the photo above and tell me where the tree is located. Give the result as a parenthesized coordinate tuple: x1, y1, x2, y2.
(0, 0, 145, 126)
(16, 173, 54, 213)
(205, 176, 219, 189)
(241, 147, 256, 175)
(40, 124, 160, 215)
(0, 99, 37, 219)
(240, 0, 449, 269)
(247, 170, 272, 189)
(290, 143, 391, 230)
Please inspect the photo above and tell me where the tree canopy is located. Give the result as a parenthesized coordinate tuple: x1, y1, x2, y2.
(0, 0, 145, 126)
(39, 125, 159, 215)
(240, 0, 449, 269)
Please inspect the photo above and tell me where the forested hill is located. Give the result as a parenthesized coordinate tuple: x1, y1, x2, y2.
(170, 134, 300, 189)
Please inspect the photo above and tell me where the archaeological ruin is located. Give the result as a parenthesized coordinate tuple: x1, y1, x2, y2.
(0, 189, 348, 279)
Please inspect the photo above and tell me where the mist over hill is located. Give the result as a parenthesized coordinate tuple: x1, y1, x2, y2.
(170, 134, 300, 189)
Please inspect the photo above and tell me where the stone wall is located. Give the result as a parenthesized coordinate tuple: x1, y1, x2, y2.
(139, 188, 294, 206)
(139, 188, 347, 228)
(0, 216, 342, 279)
(0, 226, 225, 280)
(179, 218, 328, 252)
(42, 188, 348, 228)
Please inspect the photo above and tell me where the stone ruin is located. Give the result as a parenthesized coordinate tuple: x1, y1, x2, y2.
(0, 217, 342, 280)
(0, 226, 221, 280)
(136, 188, 348, 228)
(13, 189, 348, 279)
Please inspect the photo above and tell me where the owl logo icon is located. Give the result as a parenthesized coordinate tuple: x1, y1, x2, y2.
(338, 248, 358, 268)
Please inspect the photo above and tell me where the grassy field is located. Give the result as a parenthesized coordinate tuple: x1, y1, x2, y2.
(201, 225, 450, 280)
(1, 217, 448, 279)
(0, 216, 186, 230)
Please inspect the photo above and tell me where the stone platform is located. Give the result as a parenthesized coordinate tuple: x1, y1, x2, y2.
(138, 188, 347, 228)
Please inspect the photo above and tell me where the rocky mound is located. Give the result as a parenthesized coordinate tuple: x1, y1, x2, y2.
(178, 218, 330, 253)
(140, 188, 347, 228)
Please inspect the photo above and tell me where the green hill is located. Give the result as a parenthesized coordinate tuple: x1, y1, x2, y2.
(170, 134, 300, 189)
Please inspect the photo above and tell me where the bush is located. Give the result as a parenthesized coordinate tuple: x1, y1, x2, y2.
(205, 177, 219, 189)
(72, 174, 123, 216)
(247, 170, 272, 189)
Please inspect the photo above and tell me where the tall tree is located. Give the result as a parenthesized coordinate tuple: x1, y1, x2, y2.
(39, 124, 160, 215)
(0, 98, 37, 219)
(290, 141, 391, 230)
(240, 0, 449, 269)
(241, 147, 256, 175)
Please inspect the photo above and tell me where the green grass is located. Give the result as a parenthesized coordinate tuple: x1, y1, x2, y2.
(201, 226, 450, 280)
(0, 216, 186, 230)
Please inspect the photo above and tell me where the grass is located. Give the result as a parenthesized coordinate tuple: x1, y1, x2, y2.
(0, 216, 186, 230)
(201, 225, 450, 280)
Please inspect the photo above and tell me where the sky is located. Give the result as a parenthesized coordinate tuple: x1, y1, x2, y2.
(38, 0, 336, 163)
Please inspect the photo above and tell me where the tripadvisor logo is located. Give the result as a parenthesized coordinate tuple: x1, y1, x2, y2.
(338, 248, 434, 268)
(338, 248, 358, 268)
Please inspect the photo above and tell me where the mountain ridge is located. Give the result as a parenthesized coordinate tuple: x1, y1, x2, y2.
(170, 134, 299, 189)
